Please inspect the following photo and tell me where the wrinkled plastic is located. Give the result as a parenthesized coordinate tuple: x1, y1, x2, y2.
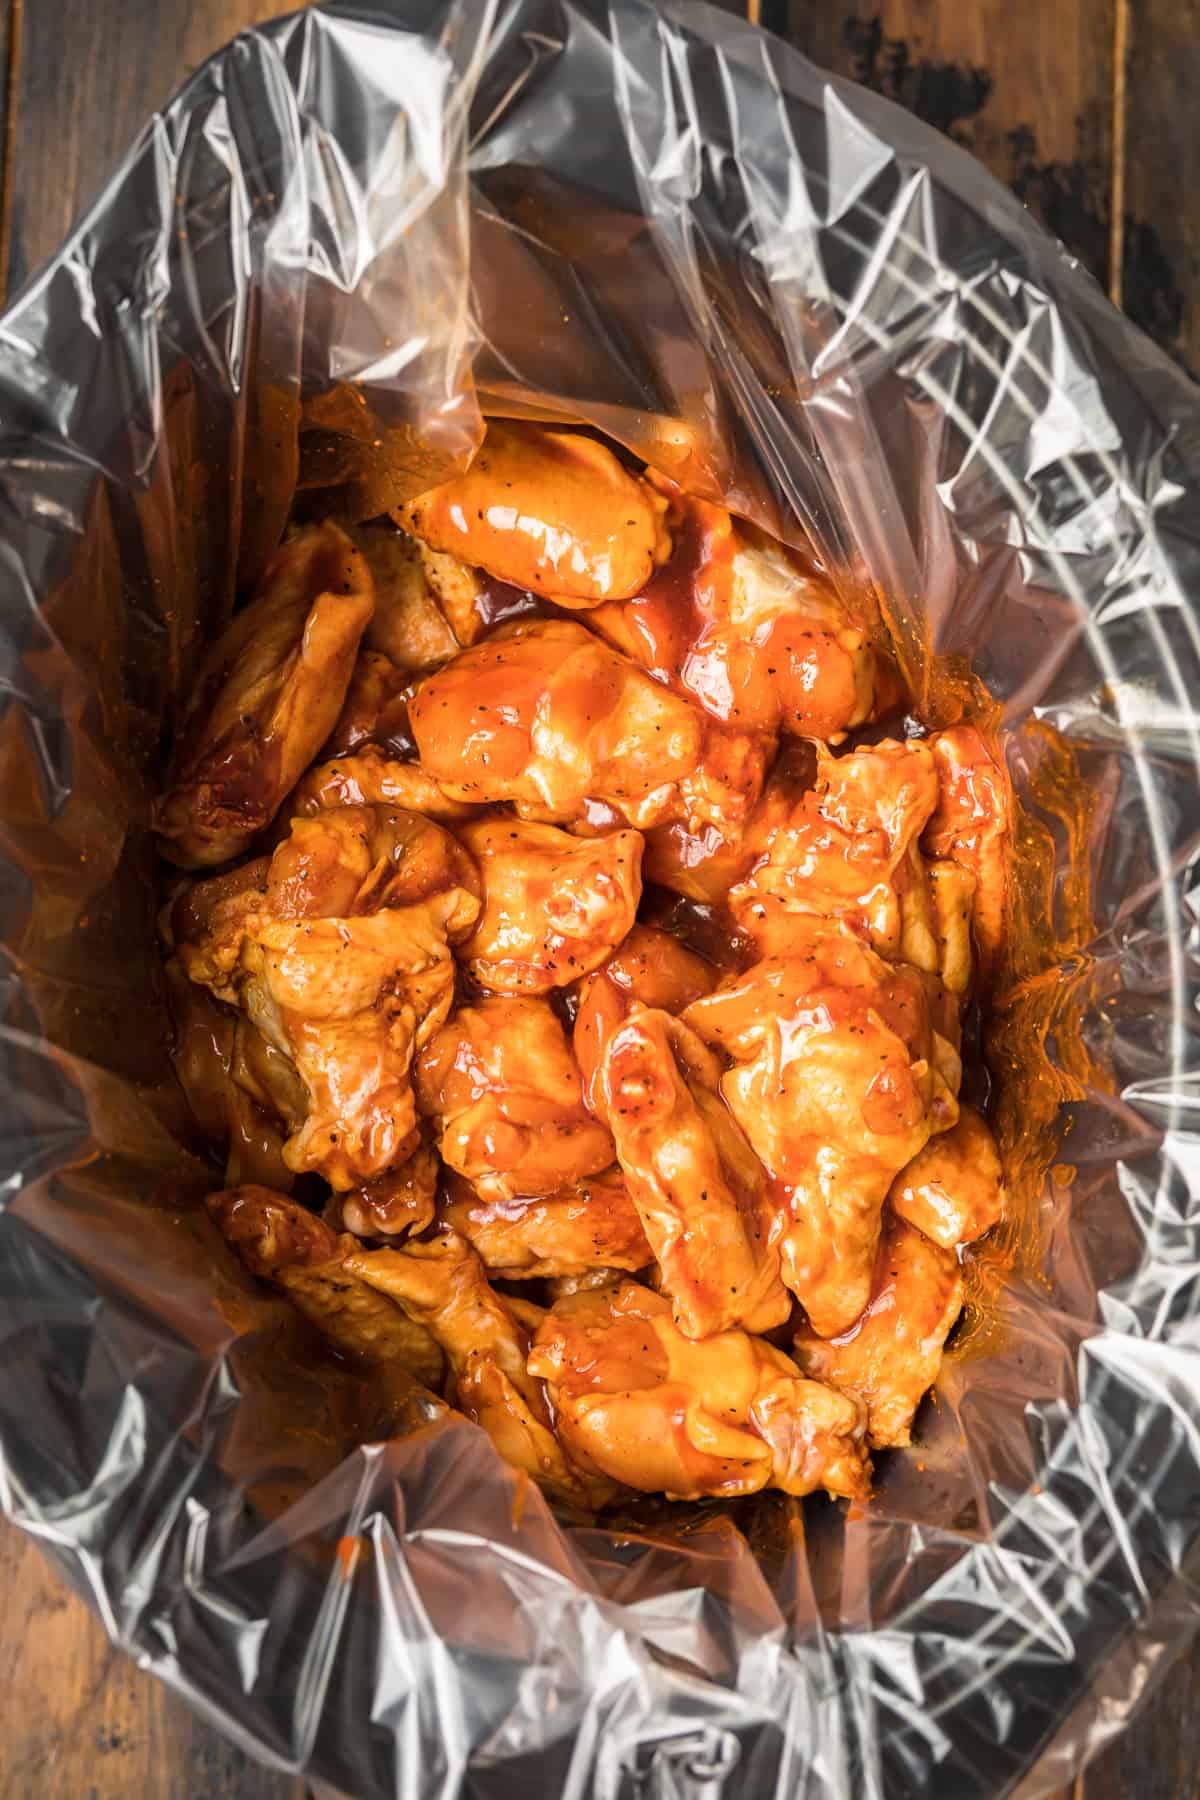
(0, 3, 1198, 1795)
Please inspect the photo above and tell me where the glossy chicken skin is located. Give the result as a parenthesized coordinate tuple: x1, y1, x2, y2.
(396, 420, 672, 605)
(164, 957, 294, 1190)
(327, 1140, 441, 1239)
(291, 745, 474, 823)
(573, 923, 715, 1108)
(793, 1210, 963, 1449)
(408, 618, 766, 834)
(595, 1008, 790, 1339)
(438, 1166, 651, 1279)
(156, 523, 374, 867)
(889, 1106, 1005, 1249)
(924, 726, 1011, 981)
(528, 1281, 870, 1500)
(178, 805, 479, 1189)
(207, 1186, 443, 1385)
(321, 651, 416, 761)
(416, 996, 615, 1202)
(347, 1232, 612, 1506)
(683, 925, 959, 1338)
(731, 739, 940, 972)
(590, 487, 879, 738)
(458, 818, 642, 994)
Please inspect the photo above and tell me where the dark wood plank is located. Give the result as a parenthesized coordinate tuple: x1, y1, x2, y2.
(6, 0, 312, 293)
(0, 1522, 303, 1798)
(1122, 0, 1198, 368)
(782, 0, 1116, 290)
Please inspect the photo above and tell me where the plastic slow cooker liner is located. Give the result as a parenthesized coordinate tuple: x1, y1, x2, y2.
(0, 2, 1197, 1794)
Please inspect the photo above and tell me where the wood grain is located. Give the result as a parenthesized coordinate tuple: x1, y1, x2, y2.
(783, 0, 1115, 288)
(1123, 0, 1199, 367)
(0, 0, 1196, 1797)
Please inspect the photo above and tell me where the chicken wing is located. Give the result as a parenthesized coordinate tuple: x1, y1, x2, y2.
(438, 1166, 650, 1279)
(594, 1007, 790, 1339)
(321, 651, 416, 760)
(164, 957, 294, 1190)
(417, 996, 615, 1201)
(528, 1281, 870, 1500)
(457, 818, 642, 994)
(682, 925, 959, 1337)
(352, 523, 460, 671)
(730, 739, 940, 972)
(573, 923, 715, 1108)
(327, 1140, 441, 1240)
(589, 487, 881, 737)
(290, 745, 474, 824)
(347, 1232, 612, 1506)
(408, 618, 766, 834)
(207, 1185, 443, 1385)
(156, 522, 375, 867)
(923, 726, 1012, 981)
(396, 420, 672, 605)
(792, 1210, 963, 1449)
(178, 805, 479, 1189)
(889, 1105, 1005, 1249)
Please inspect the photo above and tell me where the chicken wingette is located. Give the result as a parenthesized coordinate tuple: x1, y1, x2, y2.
(683, 922, 960, 1338)
(528, 1280, 870, 1500)
(156, 522, 374, 867)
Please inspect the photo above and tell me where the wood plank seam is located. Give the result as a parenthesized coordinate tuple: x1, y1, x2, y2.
(1109, 0, 1129, 307)
(0, 0, 21, 306)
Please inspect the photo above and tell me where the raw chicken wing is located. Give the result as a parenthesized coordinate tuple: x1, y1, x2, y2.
(528, 1281, 870, 1500)
(683, 925, 959, 1337)
(458, 817, 642, 994)
(347, 1232, 612, 1505)
(408, 618, 766, 834)
(351, 523, 459, 671)
(793, 1210, 963, 1448)
(416, 996, 615, 1201)
(327, 1141, 441, 1239)
(321, 651, 416, 760)
(889, 1105, 1005, 1249)
(156, 522, 374, 867)
(594, 1008, 790, 1338)
(396, 420, 671, 605)
(208, 1185, 443, 1385)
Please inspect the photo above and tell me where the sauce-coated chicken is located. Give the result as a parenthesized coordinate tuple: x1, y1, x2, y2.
(164, 957, 294, 1190)
(177, 805, 479, 1189)
(528, 1281, 870, 1500)
(590, 486, 881, 738)
(347, 1232, 613, 1506)
(207, 1185, 443, 1385)
(291, 745, 474, 823)
(321, 651, 416, 760)
(594, 1008, 791, 1339)
(326, 1141, 441, 1239)
(352, 523, 460, 671)
(731, 739, 940, 972)
(793, 1210, 963, 1449)
(924, 726, 1011, 981)
(408, 618, 766, 834)
(438, 1166, 651, 1278)
(889, 1105, 1005, 1248)
(156, 522, 374, 867)
(396, 420, 672, 605)
(683, 924, 960, 1338)
(416, 996, 615, 1201)
(573, 924, 715, 1108)
(458, 818, 642, 994)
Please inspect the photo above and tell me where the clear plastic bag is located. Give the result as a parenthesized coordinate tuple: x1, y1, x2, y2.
(0, 4, 1197, 1794)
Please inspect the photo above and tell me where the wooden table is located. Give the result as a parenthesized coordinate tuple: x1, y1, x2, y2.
(0, 1, 1196, 1795)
